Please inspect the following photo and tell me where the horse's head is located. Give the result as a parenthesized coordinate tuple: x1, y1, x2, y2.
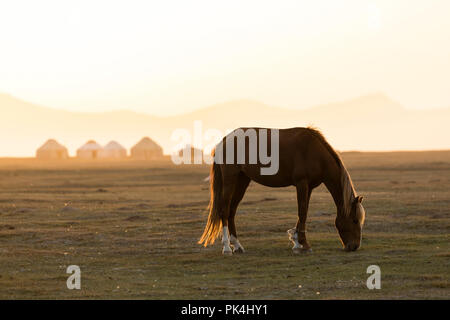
(335, 196, 365, 251)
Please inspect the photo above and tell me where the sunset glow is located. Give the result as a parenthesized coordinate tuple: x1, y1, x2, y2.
(1, 0, 450, 115)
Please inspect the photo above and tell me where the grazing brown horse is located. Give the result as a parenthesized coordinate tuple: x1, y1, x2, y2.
(199, 127, 365, 255)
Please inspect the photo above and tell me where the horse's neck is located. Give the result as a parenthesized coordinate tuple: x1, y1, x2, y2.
(323, 163, 347, 216)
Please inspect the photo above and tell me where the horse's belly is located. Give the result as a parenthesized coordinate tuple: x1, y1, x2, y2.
(241, 166, 293, 187)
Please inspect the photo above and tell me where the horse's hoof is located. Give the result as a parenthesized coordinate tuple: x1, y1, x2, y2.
(293, 247, 312, 254)
(233, 247, 245, 254)
(222, 249, 233, 256)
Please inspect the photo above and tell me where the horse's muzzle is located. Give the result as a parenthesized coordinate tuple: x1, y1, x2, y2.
(345, 243, 360, 252)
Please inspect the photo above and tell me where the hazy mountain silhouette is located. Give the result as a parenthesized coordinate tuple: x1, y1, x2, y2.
(0, 92, 449, 156)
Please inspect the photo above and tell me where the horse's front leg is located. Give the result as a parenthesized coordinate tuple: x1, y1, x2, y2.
(289, 181, 312, 253)
(287, 228, 302, 250)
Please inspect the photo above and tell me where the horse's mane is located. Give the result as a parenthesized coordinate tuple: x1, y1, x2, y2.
(306, 126, 356, 216)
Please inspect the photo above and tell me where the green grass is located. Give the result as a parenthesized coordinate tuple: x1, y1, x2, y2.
(0, 152, 449, 299)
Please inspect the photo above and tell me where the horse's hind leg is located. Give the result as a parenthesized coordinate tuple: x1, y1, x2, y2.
(228, 174, 250, 253)
(221, 173, 238, 255)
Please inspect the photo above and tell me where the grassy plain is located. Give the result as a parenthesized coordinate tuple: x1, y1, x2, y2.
(0, 151, 449, 299)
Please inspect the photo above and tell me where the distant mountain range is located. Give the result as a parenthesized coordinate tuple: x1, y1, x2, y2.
(0, 92, 449, 156)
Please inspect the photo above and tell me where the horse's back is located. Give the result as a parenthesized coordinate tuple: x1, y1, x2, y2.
(217, 127, 325, 187)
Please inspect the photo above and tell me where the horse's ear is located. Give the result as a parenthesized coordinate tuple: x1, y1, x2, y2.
(354, 196, 363, 204)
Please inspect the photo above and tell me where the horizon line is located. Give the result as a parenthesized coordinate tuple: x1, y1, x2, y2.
(1, 148, 450, 160)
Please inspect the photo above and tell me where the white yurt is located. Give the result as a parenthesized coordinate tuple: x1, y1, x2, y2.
(76, 140, 103, 159)
(101, 141, 127, 159)
(130, 137, 164, 160)
(36, 139, 69, 160)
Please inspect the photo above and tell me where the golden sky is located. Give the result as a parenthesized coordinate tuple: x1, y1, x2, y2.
(1, 0, 450, 115)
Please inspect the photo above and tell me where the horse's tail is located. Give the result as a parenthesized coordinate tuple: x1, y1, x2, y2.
(198, 160, 223, 247)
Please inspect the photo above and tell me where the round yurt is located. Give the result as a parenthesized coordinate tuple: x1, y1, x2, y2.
(76, 140, 103, 159)
(36, 139, 69, 160)
(177, 145, 204, 164)
(130, 137, 163, 160)
(101, 141, 127, 159)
